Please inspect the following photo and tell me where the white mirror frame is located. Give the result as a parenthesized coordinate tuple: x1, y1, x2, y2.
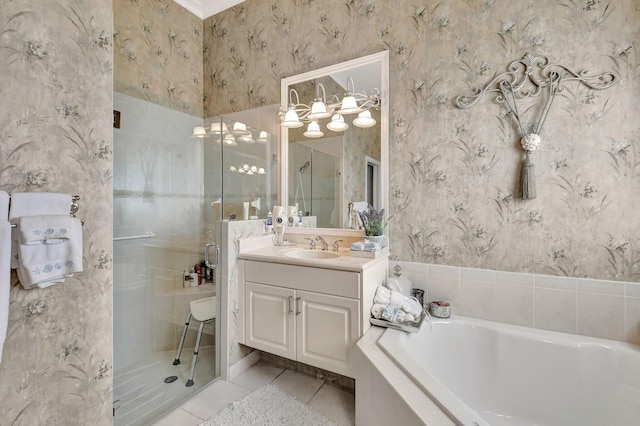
(279, 50, 389, 233)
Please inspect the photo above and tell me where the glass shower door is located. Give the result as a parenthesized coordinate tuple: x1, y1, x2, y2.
(113, 92, 221, 426)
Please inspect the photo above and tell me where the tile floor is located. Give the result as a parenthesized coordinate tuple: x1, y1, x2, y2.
(152, 359, 356, 425)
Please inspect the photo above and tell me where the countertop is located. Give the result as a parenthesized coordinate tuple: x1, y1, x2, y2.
(237, 243, 389, 272)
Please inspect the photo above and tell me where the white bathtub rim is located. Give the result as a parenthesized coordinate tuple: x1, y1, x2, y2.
(377, 315, 640, 426)
(355, 327, 460, 426)
(377, 325, 488, 426)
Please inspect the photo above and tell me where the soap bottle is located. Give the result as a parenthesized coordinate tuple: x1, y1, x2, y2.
(183, 270, 190, 288)
(266, 211, 273, 232)
(189, 268, 198, 287)
(195, 263, 202, 285)
(297, 211, 303, 227)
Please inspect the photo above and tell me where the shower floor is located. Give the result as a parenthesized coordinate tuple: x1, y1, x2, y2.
(114, 346, 217, 426)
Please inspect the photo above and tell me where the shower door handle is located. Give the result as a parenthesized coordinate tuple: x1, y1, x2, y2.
(205, 242, 220, 270)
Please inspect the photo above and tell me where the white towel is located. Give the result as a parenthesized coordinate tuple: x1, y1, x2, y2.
(18, 215, 75, 245)
(373, 286, 422, 317)
(9, 193, 72, 269)
(0, 191, 10, 363)
(9, 192, 81, 289)
(16, 217, 83, 289)
(8, 192, 72, 221)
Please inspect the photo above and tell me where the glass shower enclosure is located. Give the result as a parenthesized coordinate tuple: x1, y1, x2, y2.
(112, 92, 277, 425)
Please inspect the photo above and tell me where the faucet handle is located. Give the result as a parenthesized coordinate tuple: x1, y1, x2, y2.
(304, 237, 316, 250)
(332, 239, 344, 252)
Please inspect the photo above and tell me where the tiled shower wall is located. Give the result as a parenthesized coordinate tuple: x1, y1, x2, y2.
(397, 261, 640, 344)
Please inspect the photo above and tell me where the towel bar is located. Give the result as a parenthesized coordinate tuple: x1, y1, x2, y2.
(9, 195, 81, 228)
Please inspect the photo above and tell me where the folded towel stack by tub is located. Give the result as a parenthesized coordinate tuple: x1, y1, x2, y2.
(9, 193, 83, 289)
(371, 285, 422, 324)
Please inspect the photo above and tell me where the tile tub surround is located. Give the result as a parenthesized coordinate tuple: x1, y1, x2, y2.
(394, 261, 640, 343)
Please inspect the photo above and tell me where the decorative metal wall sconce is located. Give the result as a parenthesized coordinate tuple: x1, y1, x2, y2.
(455, 53, 616, 199)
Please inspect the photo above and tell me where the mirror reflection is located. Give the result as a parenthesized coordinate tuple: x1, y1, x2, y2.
(280, 51, 389, 230)
(200, 105, 279, 224)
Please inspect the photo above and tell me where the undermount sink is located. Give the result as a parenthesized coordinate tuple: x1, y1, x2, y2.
(283, 249, 341, 260)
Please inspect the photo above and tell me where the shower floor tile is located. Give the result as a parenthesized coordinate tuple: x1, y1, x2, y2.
(114, 346, 216, 426)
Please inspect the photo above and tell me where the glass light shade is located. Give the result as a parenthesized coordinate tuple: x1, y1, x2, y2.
(229, 166, 237, 172)
(250, 165, 258, 173)
(353, 110, 376, 128)
(308, 100, 331, 120)
(210, 122, 228, 134)
(281, 108, 304, 128)
(242, 164, 250, 170)
(192, 126, 207, 138)
(238, 168, 245, 173)
(257, 131, 268, 143)
(223, 134, 237, 145)
(239, 134, 255, 143)
(232, 121, 249, 135)
(326, 114, 349, 132)
(338, 95, 363, 114)
(258, 167, 266, 174)
(303, 121, 324, 138)
(246, 170, 254, 175)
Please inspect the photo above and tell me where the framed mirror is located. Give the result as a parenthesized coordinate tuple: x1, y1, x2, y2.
(279, 51, 389, 231)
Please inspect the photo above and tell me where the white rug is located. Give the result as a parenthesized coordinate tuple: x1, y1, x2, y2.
(200, 383, 338, 426)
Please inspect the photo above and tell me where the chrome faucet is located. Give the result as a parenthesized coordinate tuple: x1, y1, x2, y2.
(331, 239, 344, 252)
(304, 237, 316, 250)
(315, 236, 328, 251)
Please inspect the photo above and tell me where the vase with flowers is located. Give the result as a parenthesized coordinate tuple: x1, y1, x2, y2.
(358, 205, 386, 247)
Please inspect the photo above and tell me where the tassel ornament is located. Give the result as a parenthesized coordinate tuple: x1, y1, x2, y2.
(521, 150, 536, 199)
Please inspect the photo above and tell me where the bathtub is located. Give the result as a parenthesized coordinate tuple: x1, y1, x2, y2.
(370, 316, 640, 426)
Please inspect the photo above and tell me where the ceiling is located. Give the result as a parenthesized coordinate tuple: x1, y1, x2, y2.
(173, 0, 245, 19)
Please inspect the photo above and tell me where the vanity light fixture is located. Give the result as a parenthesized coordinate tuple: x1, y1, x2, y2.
(302, 120, 324, 138)
(228, 164, 267, 176)
(238, 133, 255, 143)
(326, 114, 349, 132)
(279, 76, 380, 138)
(210, 122, 228, 134)
(352, 110, 376, 128)
(223, 134, 237, 146)
(257, 131, 268, 143)
(191, 126, 208, 138)
(307, 84, 332, 120)
(232, 122, 250, 136)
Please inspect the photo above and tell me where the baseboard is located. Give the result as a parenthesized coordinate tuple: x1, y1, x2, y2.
(229, 350, 260, 380)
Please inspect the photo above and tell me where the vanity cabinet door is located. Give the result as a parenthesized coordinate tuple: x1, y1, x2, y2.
(245, 282, 296, 360)
(296, 290, 360, 377)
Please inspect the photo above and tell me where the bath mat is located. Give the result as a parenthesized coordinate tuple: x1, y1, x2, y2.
(199, 383, 337, 426)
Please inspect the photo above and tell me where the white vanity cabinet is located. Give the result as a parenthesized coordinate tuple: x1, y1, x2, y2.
(238, 254, 387, 378)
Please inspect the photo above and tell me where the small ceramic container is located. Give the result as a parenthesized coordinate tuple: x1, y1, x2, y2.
(429, 300, 451, 318)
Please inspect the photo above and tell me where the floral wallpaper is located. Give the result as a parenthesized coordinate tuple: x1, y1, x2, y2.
(0, 0, 113, 425)
(114, 0, 203, 115)
(204, 0, 640, 283)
